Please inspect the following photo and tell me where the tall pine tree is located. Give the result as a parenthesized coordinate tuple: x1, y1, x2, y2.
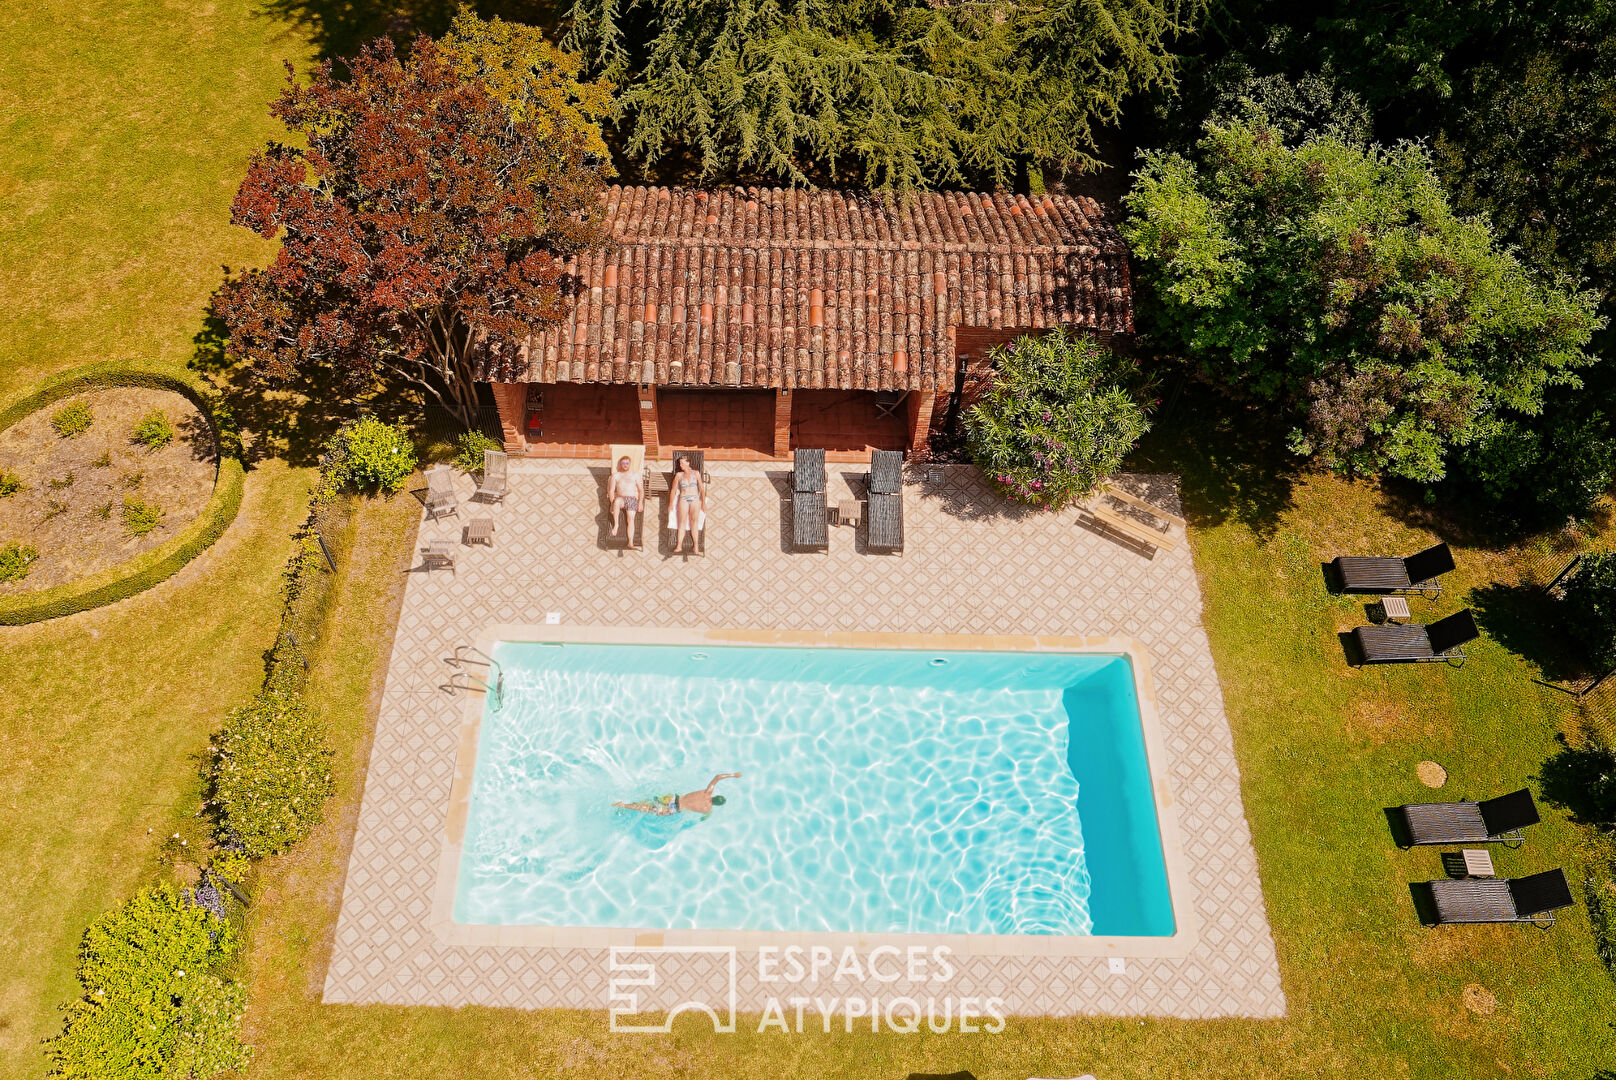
(564, 0, 1205, 190)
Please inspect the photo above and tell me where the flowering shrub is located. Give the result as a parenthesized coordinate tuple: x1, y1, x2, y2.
(964, 330, 1151, 508)
(46, 885, 249, 1079)
(0, 541, 38, 583)
(322, 416, 417, 495)
(211, 691, 333, 858)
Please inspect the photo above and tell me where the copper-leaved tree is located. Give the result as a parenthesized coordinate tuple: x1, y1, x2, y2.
(216, 15, 612, 426)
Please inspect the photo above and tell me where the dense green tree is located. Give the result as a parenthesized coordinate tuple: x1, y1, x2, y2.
(1141, 3, 1616, 523)
(1434, 38, 1616, 300)
(1562, 550, 1616, 669)
(563, 0, 1206, 190)
(1165, 2, 1616, 299)
(1452, 387, 1616, 525)
(1123, 119, 1602, 484)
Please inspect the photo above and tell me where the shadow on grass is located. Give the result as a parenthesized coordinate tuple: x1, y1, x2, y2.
(191, 310, 352, 468)
(1128, 393, 1299, 540)
(1467, 582, 1590, 684)
(1536, 735, 1616, 827)
(255, 0, 565, 62)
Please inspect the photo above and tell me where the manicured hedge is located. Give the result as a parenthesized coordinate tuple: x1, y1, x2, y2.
(0, 360, 245, 625)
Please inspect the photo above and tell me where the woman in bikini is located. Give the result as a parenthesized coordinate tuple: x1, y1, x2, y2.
(615, 773, 742, 817)
(671, 453, 706, 554)
(608, 455, 644, 547)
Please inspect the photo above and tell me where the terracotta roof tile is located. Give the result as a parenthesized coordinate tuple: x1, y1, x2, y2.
(481, 185, 1132, 390)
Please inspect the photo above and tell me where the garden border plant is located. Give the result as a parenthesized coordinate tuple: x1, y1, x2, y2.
(0, 359, 245, 624)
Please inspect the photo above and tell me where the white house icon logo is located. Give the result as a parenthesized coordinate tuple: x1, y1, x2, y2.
(607, 946, 738, 1034)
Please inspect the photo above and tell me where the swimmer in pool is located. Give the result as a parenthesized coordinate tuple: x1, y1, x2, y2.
(614, 773, 741, 817)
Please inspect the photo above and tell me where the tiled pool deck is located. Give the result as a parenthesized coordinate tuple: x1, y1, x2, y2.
(324, 461, 1286, 1019)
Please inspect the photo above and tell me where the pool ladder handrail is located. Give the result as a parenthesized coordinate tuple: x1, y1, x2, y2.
(450, 645, 504, 710)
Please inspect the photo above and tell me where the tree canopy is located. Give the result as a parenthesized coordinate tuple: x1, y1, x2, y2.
(215, 16, 610, 424)
(562, 0, 1205, 191)
(1122, 119, 1603, 484)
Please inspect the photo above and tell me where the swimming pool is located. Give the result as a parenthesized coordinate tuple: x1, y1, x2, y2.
(451, 640, 1175, 939)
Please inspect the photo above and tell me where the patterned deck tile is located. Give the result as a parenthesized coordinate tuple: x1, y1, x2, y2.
(324, 463, 1286, 1019)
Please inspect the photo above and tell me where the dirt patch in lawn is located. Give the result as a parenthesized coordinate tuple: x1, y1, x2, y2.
(0, 387, 217, 592)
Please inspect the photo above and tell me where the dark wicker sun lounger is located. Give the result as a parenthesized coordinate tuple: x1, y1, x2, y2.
(670, 448, 707, 481)
(1352, 609, 1478, 665)
(1413, 868, 1573, 926)
(867, 491, 903, 550)
(1332, 542, 1455, 597)
(863, 449, 904, 551)
(1390, 788, 1540, 848)
(867, 449, 902, 494)
(791, 448, 828, 549)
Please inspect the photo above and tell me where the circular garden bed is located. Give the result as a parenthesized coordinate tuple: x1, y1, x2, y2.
(0, 362, 244, 624)
(0, 387, 217, 592)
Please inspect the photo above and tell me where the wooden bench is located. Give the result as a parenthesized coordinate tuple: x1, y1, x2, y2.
(1079, 483, 1183, 551)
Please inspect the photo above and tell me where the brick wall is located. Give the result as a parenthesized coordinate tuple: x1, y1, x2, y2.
(637, 386, 660, 455)
(488, 382, 527, 455)
(773, 389, 792, 458)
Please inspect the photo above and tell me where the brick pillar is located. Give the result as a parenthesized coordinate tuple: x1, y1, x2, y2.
(489, 382, 526, 455)
(906, 389, 936, 459)
(636, 385, 660, 456)
(773, 388, 792, 458)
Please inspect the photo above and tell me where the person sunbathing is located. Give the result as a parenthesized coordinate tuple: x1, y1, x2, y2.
(671, 453, 706, 554)
(614, 773, 742, 817)
(609, 455, 644, 546)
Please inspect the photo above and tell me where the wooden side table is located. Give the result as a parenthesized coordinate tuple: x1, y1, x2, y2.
(466, 518, 495, 547)
(1461, 848, 1495, 878)
(834, 499, 863, 528)
(1380, 596, 1411, 623)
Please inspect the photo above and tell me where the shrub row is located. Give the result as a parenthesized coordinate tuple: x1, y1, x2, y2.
(0, 360, 245, 625)
(204, 427, 381, 860)
(211, 691, 335, 858)
(42, 410, 409, 1078)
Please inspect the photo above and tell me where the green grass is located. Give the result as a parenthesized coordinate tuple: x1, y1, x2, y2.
(0, 0, 299, 400)
(0, 462, 308, 1077)
(0, 1, 318, 1075)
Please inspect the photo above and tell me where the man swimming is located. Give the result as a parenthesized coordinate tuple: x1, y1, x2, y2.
(614, 772, 742, 817)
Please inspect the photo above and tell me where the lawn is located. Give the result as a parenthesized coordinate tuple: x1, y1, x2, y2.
(0, 0, 300, 400)
(3, 2, 1615, 1078)
(0, 1, 317, 1075)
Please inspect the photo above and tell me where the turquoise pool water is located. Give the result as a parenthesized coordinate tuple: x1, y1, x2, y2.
(453, 643, 1174, 937)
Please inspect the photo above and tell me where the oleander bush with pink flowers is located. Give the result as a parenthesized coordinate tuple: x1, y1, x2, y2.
(964, 329, 1152, 508)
